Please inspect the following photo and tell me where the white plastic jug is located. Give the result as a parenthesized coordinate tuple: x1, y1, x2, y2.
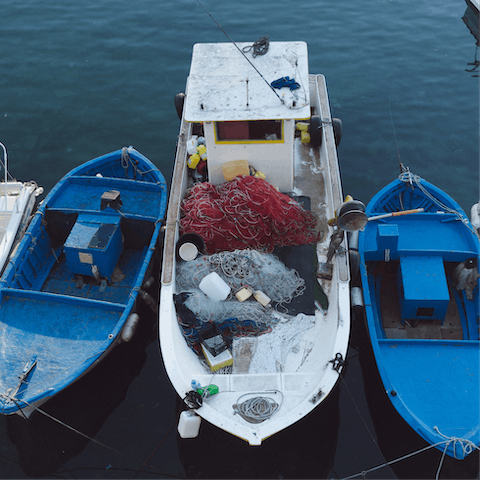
(199, 272, 230, 301)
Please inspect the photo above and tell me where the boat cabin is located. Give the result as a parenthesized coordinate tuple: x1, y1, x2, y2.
(183, 41, 311, 192)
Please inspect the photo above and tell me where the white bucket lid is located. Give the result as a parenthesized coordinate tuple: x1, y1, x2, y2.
(179, 242, 198, 261)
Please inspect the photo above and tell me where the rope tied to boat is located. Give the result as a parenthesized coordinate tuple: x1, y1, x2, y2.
(433, 425, 479, 459)
(398, 166, 477, 235)
(341, 425, 480, 480)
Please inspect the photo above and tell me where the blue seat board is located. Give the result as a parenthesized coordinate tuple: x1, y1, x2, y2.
(47, 177, 165, 221)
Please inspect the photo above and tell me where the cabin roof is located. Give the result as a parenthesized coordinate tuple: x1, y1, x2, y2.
(184, 41, 311, 122)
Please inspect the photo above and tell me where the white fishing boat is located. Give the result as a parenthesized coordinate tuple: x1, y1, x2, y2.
(0, 143, 43, 275)
(159, 40, 361, 445)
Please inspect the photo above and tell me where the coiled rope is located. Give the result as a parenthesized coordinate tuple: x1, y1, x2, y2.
(233, 391, 283, 423)
(242, 36, 270, 58)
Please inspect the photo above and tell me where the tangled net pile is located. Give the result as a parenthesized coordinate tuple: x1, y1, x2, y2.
(174, 250, 306, 360)
(174, 291, 275, 358)
(180, 175, 321, 253)
(176, 249, 305, 306)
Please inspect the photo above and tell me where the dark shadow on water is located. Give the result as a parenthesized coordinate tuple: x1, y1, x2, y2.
(5, 277, 159, 478)
(176, 381, 340, 479)
(354, 310, 479, 480)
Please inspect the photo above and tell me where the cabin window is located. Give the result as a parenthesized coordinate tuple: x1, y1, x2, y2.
(416, 307, 434, 317)
(215, 120, 283, 143)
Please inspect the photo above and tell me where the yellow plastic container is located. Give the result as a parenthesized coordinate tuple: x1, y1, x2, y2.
(187, 153, 201, 169)
(296, 122, 309, 131)
(301, 131, 311, 144)
(196, 144, 207, 161)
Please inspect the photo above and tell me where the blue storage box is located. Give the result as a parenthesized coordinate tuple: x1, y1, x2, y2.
(377, 224, 399, 256)
(398, 255, 450, 323)
(64, 213, 123, 279)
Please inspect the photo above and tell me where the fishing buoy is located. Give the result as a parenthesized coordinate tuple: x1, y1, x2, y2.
(121, 313, 139, 342)
(178, 410, 201, 438)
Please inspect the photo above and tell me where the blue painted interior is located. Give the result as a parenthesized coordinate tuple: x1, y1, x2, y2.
(0, 148, 167, 415)
(359, 175, 480, 459)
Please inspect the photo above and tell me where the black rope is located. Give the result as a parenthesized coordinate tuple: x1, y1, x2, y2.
(242, 36, 269, 58)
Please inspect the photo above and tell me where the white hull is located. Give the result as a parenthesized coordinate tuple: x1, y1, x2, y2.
(160, 43, 351, 445)
(0, 181, 42, 276)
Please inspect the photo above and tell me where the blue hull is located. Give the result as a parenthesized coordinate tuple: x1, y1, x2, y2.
(0, 147, 167, 416)
(358, 171, 480, 459)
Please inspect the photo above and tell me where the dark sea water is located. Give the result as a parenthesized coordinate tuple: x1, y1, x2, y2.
(0, 1, 479, 479)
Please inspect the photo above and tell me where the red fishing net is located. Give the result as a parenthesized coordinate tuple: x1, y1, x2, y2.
(180, 175, 321, 253)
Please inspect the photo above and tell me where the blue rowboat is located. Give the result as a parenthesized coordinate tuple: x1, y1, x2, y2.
(0, 147, 167, 417)
(357, 166, 479, 460)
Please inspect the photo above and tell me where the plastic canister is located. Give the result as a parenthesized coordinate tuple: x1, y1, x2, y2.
(196, 144, 207, 161)
(187, 153, 201, 169)
(186, 136, 198, 155)
(199, 272, 231, 301)
(178, 410, 201, 438)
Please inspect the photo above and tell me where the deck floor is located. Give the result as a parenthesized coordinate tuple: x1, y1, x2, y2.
(379, 262, 463, 340)
(41, 249, 144, 305)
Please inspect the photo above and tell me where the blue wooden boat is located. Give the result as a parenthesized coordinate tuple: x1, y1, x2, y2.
(0, 146, 167, 417)
(356, 166, 480, 460)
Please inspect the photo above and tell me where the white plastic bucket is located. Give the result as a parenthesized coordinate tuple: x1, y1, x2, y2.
(179, 242, 198, 261)
(199, 272, 230, 301)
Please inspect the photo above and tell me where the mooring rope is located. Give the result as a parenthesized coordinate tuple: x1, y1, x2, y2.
(398, 167, 476, 235)
(433, 425, 480, 459)
(341, 423, 480, 480)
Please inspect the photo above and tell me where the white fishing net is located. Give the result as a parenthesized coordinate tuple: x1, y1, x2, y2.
(176, 249, 306, 306)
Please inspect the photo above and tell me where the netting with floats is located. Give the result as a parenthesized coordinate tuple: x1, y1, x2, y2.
(180, 175, 321, 253)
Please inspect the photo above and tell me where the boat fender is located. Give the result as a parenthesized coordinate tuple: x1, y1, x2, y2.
(309, 115, 323, 147)
(121, 313, 139, 342)
(452, 258, 480, 301)
(178, 409, 201, 438)
(175, 92, 185, 120)
(470, 203, 480, 234)
(350, 286, 364, 316)
(348, 230, 361, 286)
(332, 118, 342, 147)
(138, 288, 157, 311)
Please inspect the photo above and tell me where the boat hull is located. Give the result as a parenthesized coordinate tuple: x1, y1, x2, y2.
(160, 55, 351, 445)
(0, 147, 167, 416)
(359, 174, 480, 459)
